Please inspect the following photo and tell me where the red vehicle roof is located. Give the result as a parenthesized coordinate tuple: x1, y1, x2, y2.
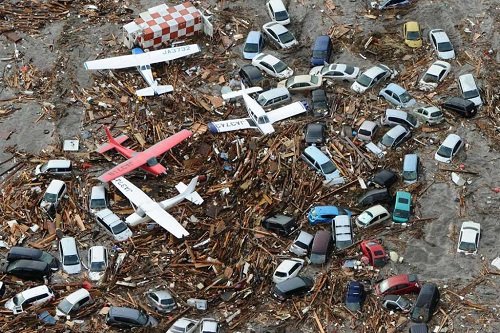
(375, 274, 420, 296)
(360, 239, 387, 268)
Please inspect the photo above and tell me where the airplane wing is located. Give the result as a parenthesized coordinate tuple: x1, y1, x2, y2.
(84, 44, 201, 70)
(266, 101, 307, 124)
(98, 129, 192, 182)
(207, 118, 254, 134)
(112, 177, 189, 238)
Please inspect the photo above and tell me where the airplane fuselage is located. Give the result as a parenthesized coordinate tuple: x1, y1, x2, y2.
(132, 48, 158, 92)
(112, 146, 166, 176)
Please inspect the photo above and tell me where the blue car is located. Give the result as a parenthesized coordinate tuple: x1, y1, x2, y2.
(308, 205, 352, 225)
(345, 281, 366, 311)
(310, 35, 332, 67)
(243, 31, 264, 60)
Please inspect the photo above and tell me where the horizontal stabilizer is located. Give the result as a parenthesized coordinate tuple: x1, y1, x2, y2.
(136, 87, 155, 97)
(175, 181, 204, 205)
(154, 85, 174, 95)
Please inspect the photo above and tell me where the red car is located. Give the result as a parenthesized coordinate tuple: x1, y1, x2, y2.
(360, 239, 387, 268)
(375, 274, 421, 296)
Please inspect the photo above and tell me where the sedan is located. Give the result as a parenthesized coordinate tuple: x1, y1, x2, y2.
(382, 295, 412, 312)
(360, 240, 387, 268)
(457, 221, 481, 255)
(309, 64, 360, 82)
(434, 133, 464, 163)
(379, 83, 416, 108)
(146, 290, 177, 313)
(403, 21, 422, 48)
(378, 125, 411, 150)
(262, 22, 298, 49)
(304, 122, 326, 146)
(418, 60, 451, 91)
(272, 258, 305, 283)
(355, 205, 391, 228)
(351, 64, 392, 93)
(429, 29, 455, 60)
(375, 274, 421, 296)
(166, 317, 199, 333)
(251, 53, 293, 79)
(277, 74, 322, 92)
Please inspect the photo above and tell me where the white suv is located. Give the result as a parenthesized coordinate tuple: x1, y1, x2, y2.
(457, 221, 481, 255)
(458, 74, 482, 106)
(5, 285, 55, 314)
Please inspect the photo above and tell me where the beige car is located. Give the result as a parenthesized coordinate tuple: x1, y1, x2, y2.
(277, 74, 322, 92)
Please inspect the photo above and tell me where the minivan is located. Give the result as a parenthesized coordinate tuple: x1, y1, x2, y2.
(458, 74, 482, 106)
(88, 246, 108, 281)
(410, 283, 440, 323)
(56, 288, 93, 317)
(301, 146, 344, 184)
(381, 109, 418, 129)
(89, 185, 108, 213)
(59, 237, 81, 275)
(272, 276, 313, 301)
(262, 214, 297, 236)
(243, 31, 264, 60)
(266, 0, 290, 25)
(106, 306, 158, 328)
(393, 191, 412, 223)
(5, 285, 55, 314)
(256, 87, 291, 109)
(1, 259, 52, 281)
(7, 246, 59, 271)
(442, 97, 477, 118)
(310, 35, 333, 66)
(358, 188, 391, 207)
(402, 154, 419, 184)
(309, 230, 331, 265)
(40, 179, 67, 211)
(332, 215, 354, 250)
(34, 159, 72, 177)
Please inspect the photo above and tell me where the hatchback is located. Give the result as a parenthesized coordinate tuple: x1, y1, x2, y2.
(458, 74, 482, 106)
(434, 134, 464, 163)
(345, 281, 366, 311)
(89, 185, 108, 213)
(88, 246, 108, 281)
(56, 288, 92, 317)
(360, 239, 387, 268)
(351, 64, 392, 93)
(272, 276, 314, 301)
(310, 35, 332, 66)
(40, 179, 67, 211)
(358, 188, 392, 207)
(457, 221, 480, 255)
(393, 191, 412, 223)
(309, 63, 360, 82)
(418, 60, 451, 91)
(239, 64, 264, 87)
(94, 208, 133, 242)
(356, 205, 391, 228)
(7, 246, 58, 272)
(34, 159, 72, 177)
(379, 83, 416, 108)
(357, 120, 379, 142)
(311, 89, 330, 117)
(262, 22, 297, 49)
(305, 122, 326, 145)
(402, 154, 420, 184)
(410, 283, 440, 323)
(243, 31, 264, 60)
(252, 53, 293, 79)
(59, 237, 81, 275)
(442, 96, 477, 118)
(375, 274, 421, 296)
(272, 258, 305, 283)
(5, 285, 55, 314)
(166, 317, 199, 333)
(403, 21, 422, 48)
(332, 215, 354, 250)
(105, 306, 158, 328)
(266, 0, 290, 25)
(429, 29, 455, 59)
(301, 146, 343, 184)
(289, 231, 314, 256)
(382, 294, 412, 312)
(146, 290, 177, 313)
(408, 106, 443, 125)
(308, 205, 352, 225)
(379, 125, 411, 150)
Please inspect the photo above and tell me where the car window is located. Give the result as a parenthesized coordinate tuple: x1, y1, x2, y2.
(431, 35, 436, 47)
(453, 140, 461, 154)
(269, 30, 277, 40)
(149, 293, 159, 302)
(290, 263, 300, 274)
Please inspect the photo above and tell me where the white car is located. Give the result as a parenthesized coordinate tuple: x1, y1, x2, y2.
(94, 209, 133, 242)
(355, 205, 391, 228)
(408, 106, 444, 125)
(266, 0, 290, 25)
(309, 64, 360, 82)
(5, 285, 55, 314)
(457, 221, 480, 255)
(351, 64, 392, 93)
(39, 179, 67, 211)
(251, 53, 293, 79)
(458, 74, 482, 106)
(277, 74, 322, 92)
(59, 237, 81, 275)
(88, 246, 108, 281)
(429, 29, 455, 60)
(434, 134, 464, 163)
(56, 288, 92, 317)
(166, 317, 199, 333)
(262, 22, 298, 49)
(418, 60, 451, 91)
(272, 258, 305, 283)
(289, 231, 314, 256)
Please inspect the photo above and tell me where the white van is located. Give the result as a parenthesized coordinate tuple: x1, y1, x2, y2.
(59, 237, 81, 275)
(56, 288, 92, 317)
(256, 87, 291, 109)
(89, 185, 108, 213)
(40, 179, 67, 211)
(35, 160, 72, 176)
(458, 74, 482, 106)
(5, 285, 55, 314)
(88, 246, 108, 281)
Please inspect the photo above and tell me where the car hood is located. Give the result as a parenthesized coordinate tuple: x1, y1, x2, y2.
(89, 271, 104, 281)
(4, 298, 15, 311)
(277, 68, 294, 79)
(309, 66, 323, 76)
(406, 39, 422, 48)
(115, 228, 133, 242)
(438, 50, 455, 60)
(63, 263, 82, 275)
(356, 212, 372, 226)
(351, 81, 367, 93)
(243, 51, 258, 60)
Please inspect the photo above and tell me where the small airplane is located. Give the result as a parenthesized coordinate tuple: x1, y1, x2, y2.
(84, 44, 201, 96)
(96, 126, 192, 183)
(112, 176, 202, 238)
(207, 84, 308, 135)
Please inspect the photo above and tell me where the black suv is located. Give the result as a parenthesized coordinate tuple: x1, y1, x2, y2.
(304, 122, 326, 146)
(239, 65, 264, 87)
(410, 283, 440, 323)
(1, 259, 52, 281)
(311, 89, 330, 117)
(262, 214, 297, 236)
(442, 97, 477, 118)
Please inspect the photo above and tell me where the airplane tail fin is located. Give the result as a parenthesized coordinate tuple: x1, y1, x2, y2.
(136, 84, 174, 97)
(221, 86, 263, 100)
(96, 127, 129, 154)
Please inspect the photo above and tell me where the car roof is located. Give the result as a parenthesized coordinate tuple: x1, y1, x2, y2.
(383, 294, 401, 301)
(265, 22, 288, 34)
(59, 237, 77, 254)
(313, 205, 341, 214)
(256, 53, 281, 66)
(363, 65, 387, 78)
(311, 89, 326, 98)
(151, 290, 173, 299)
(64, 288, 90, 304)
(45, 160, 71, 168)
(268, 0, 287, 11)
(90, 185, 106, 198)
(246, 31, 261, 43)
(90, 246, 106, 262)
(9, 246, 43, 258)
(275, 276, 312, 292)
(46, 179, 65, 193)
(95, 209, 122, 227)
(174, 317, 198, 327)
(431, 29, 450, 42)
(386, 125, 408, 137)
(396, 191, 411, 201)
(201, 318, 218, 330)
(359, 120, 378, 131)
(304, 146, 330, 164)
(346, 281, 363, 301)
(444, 96, 473, 107)
(460, 221, 480, 242)
(109, 306, 140, 318)
(313, 35, 330, 48)
(384, 274, 413, 286)
(291, 74, 316, 83)
(277, 259, 303, 272)
(366, 204, 389, 216)
(403, 154, 418, 168)
(384, 83, 406, 94)
(8, 259, 48, 270)
(442, 133, 461, 147)
(427, 61, 449, 75)
(362, 239, 384, 251)
(259, 87, 289, 99)
(20, 285, 51, 297)
(240, 64, 262, 78)
(458, 73, 477, 91)
(296, 230, 314, 243)
(405, 21, 420, 30)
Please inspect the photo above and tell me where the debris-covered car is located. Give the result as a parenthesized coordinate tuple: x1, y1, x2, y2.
(7, 247, 59, 272)
(382, 294, 413, 312)
(308, 205, 352, 225)
(34, 159, 72, 177)
(262, 214, 297, 236)
(304, 122, 327, 146)
(360, 239, 387, 267)
(5, 285, 55, 314)
(56, 288, 92, 317)
(146, 290, 177, 313)
(39, 179, 67, 211)
(0, 259, 52, 281)
(301, 146, 344, 184)
(94, 208, 133, 242)
(105, 306, 158, 328)
(289, 231, 314, 256)
(371, 0, 413, 10)
(408, 106, 444, 125)
(418, 60, 451, 91)
(166, 317, 199, 333)
(272, 276, 314, 301)
(239, 64, 265, 87)
(88, 246, 108, 281)
(345, 281, 366, 311)
(311, 89, 330, 117)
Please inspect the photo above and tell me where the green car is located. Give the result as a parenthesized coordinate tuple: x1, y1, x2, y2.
(392, 191, 412, 223)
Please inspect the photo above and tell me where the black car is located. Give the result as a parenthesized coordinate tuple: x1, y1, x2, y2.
(7, 247, 59, 272)
(382, 294, 412, 312)
(409, 323, 429, 333)
(345, 281, 366, 311)
(0, 282, 5, 298)
(0, 259, 52, 281)
(442, 96, 477, 118)
(262, 214, 297, 236)
(371, 169, 398, 188)
(304, 123, 326, 146)
(239, 64, 264, 87)
(358, 188, 392, 207)
(272, 276, 313, 301)
(311, 89, 330, 117)
(105, 306, 158, 328)
(410, 283, 440, 323)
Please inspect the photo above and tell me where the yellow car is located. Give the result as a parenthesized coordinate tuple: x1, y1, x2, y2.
(403, 21, 422, 48)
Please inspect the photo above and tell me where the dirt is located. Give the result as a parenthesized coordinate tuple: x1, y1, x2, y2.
(1, 0, 499, 332)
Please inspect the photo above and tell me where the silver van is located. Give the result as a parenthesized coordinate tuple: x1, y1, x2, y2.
(403, 154, 419, 184)
(89, 185, 108, 213)
(256, 87, 291, 109)
(34, 160, 72, 177)
(381, 109, 418, 129)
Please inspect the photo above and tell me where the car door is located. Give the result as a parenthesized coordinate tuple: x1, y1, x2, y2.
(261, 62, 274, 76)
(58, 184, 66, 202)
(431, 34, 437, 50)
(268, 29, 278, 43)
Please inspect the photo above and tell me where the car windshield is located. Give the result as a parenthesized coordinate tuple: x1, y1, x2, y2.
(57, 299, 74, 315)
(64, 254, 80, 266)
(244, 43, 258, 53)
(310, 76, 320, 84)
(406, 113, 418, 126)
(275, 10, 289, 21)
(294, 240, 308, 249)
(459, 241, 477, 252)
(397, 297, 411, 308)
(381, 134, 396, 147)
(437, 145, 452, 158)
(111, 222, 128, 235)
(43, 193, 58, 203)
(274, 60, 288, 73)
(393, 209, 410, 218)
(356, 74, 372, 87)
(378, 280, 390, 293)
(403, 170, 417, 181)
(423, 73, 439, 83)
(90, 199, 106, 209)
(136, 311, 148, 325)
(399, 91, 413, 103)
(407, 31, 420, 40)
(172, 325, 187, 332)
(313, 99, 328, 109)
(91, 261, 106, 272)
(13, 294, 25, 306)
(321, 161, 337, 174)
(463, 89, 479, 99)
(312, 50, 328, 58)
(275, 271, 287, 277)
(278, 31, 295, 44)
(438, 41, 453, 52)
(337, 240, 352, 249)
(374, 258, 386, 267)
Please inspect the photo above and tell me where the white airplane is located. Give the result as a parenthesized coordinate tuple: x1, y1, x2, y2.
(84, 44, 201, 97)
(207, 85, 308, 135)
(111, 176, 203, 238)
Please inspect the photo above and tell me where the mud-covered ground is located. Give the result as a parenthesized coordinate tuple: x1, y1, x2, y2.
(1, 0, 499, 332)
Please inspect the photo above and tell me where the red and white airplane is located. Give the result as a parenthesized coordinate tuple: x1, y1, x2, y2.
(96, 127, 192, 183)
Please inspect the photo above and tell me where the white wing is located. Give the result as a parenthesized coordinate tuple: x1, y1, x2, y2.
(222, 86, 263, 100)
(207, 118, 254, 133)
(266, 101, 307, 124)
(84, 44, 201, 70)
(112, 177, 189, 238)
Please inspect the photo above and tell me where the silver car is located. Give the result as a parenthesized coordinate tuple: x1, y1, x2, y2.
(262, 22, 298, 49)
(289, 231, 314, 256)
(146, 290, 177, 313)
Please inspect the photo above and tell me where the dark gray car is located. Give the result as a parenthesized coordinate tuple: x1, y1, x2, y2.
(105, 306, 158, 328)
(7, 247, 59, 272)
